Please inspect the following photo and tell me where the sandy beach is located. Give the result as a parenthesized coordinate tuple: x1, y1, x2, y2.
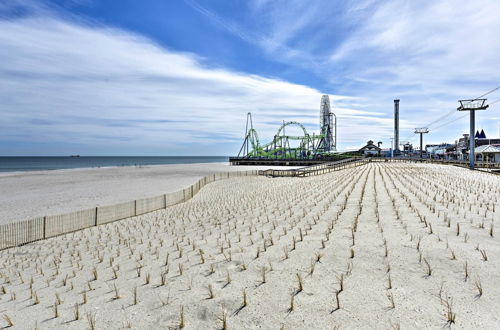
(0, 162, 292, 225)
(0, 162, 499, 329)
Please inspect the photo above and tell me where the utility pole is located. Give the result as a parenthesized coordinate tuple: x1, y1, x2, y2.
(414, 128, 429, 159)
(457, 99, 488, 169)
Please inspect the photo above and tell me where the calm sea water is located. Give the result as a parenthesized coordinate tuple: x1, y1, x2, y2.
(0, 156, 228, 173)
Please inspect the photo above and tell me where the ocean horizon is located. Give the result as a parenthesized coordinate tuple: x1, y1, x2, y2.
(0, 156, 229, 173)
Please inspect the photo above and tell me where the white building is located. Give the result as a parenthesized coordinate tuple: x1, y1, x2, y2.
(359, 140, 381, 156)
(474, 145, 500, 163)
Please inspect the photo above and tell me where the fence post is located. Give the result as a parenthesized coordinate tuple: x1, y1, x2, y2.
(164, 194, 167, 209)
(94, 207, 98, 226)
(43, 216, 47, 239)
(134, 200, 137, 216)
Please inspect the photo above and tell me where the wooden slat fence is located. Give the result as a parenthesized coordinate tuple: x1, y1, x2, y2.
(0, 170, 259, 250)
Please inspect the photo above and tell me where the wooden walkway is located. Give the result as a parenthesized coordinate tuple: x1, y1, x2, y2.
(260, 158, 368, 177)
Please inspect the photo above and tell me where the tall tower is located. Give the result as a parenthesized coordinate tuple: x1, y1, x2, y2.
(319, 95, 336, 152)
(394, 99, 400, 153)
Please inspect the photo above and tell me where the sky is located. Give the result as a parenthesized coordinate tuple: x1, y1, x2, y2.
(0, 0, 499, 156)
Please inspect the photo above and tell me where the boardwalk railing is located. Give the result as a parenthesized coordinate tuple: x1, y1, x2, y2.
(0, 170, 259, 250)
(260, 158, 368, 177)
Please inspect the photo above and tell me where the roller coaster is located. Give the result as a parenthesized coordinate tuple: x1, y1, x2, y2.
(236, 95, 337, 160)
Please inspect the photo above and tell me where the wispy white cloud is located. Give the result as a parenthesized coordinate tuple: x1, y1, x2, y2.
(242, 0, 500, 145)
(329, 0, 500, 143)
(182, 0, 255, 45)
(0, 8, 384, 155)
(3, 0, 498, 156)
(183, 0, 329, 67)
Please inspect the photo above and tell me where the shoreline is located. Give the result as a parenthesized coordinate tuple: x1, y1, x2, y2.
(0, 156, 230, 175)
(0, 161, 231, 177)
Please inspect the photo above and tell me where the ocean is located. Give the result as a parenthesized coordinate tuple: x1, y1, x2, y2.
(0, 156, 228, 173)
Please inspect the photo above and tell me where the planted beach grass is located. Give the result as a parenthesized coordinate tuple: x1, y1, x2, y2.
(0, 162, 498, 328)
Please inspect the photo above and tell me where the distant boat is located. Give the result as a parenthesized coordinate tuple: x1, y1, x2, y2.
(70, 155, 80, 158)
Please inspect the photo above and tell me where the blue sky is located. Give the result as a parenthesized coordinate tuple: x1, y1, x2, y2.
(0, 0, 499, 156)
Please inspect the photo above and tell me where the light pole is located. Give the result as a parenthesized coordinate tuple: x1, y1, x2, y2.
(414, 128, 429, 159)
(394, 99, 400, 155)
(457, 99, 488, 169)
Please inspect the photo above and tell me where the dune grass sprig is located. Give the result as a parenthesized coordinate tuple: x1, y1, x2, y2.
(32, 292, 40, 305)
(2, 314, 13, 328)
(286, 294, 295, 314)
(283, 247, 289, 261)
(423, 258, 432, 277)
(387, 292, 395, 309)
(443, 296, 456, 325)
(464, 261, 469, 282)
(308, 261, 316, 277)
(218, 308, 228, 329)
(480, 249, 488, 261)
(233, 289, 247, 315)
(132, 286, 138, 305)
(53, 303, 59, 319)
(337, 273, 344, 292)
(206, 264, 216, 276)
(259, 267, 267, 285)
(474, 277, 483, 297)
(294, 273, 303, 295)
(222, 272, 231, 288)
(206, 284, 214, 300)
(178, 306, 185, 329)
(331, 290, 340, 313)
(73, 303, 80, 321)
(87, 312, 96, 330)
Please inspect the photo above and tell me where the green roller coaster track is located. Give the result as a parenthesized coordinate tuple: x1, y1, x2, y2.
(238, 119, 328, 160)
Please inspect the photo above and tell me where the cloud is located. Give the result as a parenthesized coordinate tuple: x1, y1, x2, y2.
(195, 0, 500, 145)
(325, 1, 500, 143)
(0, 8, 387, 155)
(4, 1, 497, 156)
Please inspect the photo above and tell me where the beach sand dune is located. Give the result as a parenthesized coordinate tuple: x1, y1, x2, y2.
(0, 162, 499, 329)
(0, 162, 291, 224)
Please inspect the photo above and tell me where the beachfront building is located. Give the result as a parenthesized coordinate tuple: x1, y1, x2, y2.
(359, 140, 381, 157)
(473, 145, 500, 163)
(426, 143, 454, 159)
(452, 130, 500, 160)
(455, 134, 470, 160)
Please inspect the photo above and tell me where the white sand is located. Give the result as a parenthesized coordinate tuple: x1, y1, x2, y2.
(0, 162, 293, 224)
(0, 162, 499, 329)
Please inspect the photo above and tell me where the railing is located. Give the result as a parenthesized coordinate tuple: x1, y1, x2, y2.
(260, 158, 368, 177)
(228, 155, 361, 166)
(0, 170, 259, 250)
